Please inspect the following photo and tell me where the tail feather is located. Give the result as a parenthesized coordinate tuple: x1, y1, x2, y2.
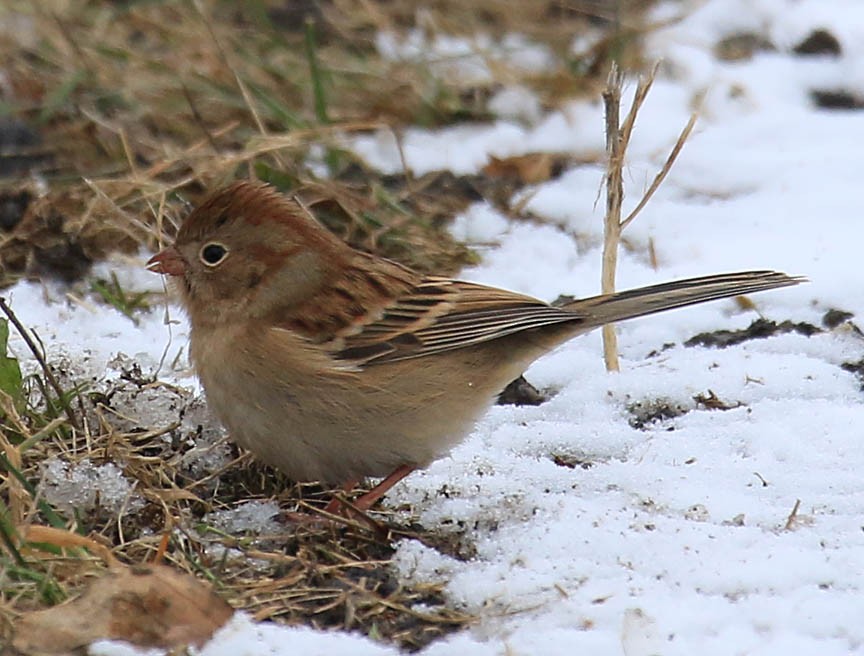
(565, 270, 806, 329)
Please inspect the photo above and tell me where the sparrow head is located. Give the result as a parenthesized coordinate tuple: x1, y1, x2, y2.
(147, 182, 350, 326)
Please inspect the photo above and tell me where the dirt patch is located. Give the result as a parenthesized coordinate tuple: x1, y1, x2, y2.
(684, 318, 821, 349)
(497, 375, 547, 406)
(627, 396, 690, 430)
(627, 390, 748, 430)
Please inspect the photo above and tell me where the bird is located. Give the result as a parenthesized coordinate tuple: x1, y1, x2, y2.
(147, 181, 804, 513)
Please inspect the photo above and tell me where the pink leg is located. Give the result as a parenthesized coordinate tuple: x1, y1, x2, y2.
(323, 464, 415, 516)
(353, 464, 415, 511)
(323, 479, 359, 515)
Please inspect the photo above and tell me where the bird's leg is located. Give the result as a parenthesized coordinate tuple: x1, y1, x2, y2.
(323, 479, 359, 515)
(324, 464, 416, 516)
(353, 464, 415, 511)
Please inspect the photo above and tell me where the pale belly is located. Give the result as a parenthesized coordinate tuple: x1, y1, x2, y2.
(189, 321, 572, 483)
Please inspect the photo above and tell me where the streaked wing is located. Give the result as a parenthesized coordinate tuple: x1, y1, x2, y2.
(282, 264, 803, 368)
(331, 277, 581, 365)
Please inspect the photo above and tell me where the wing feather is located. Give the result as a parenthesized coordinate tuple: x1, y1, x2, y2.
(273, 263, 803, 369)
(330, 278, 582, 366)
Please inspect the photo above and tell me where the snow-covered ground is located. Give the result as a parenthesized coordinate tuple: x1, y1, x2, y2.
(13, 1, 864, 654)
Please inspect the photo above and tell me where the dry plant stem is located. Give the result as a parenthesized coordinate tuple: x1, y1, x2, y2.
(22, 525, 120, 567)
(601, 64, 625, 372)
(190, 0, 288, 171)
(601, 63, 658, 373)
(290, 501, 381, 534)
(181, 81, 220, 152)
(248, 121, 387, 154)
(0, 298, 79, 430)
(618, 62, 659, 151)
(192, 0, 265, 136)
(0, 422, 26, 526)
(323, 495, 389, 534)
(599, 61, 698, 372)
(784, 498, 802, 531)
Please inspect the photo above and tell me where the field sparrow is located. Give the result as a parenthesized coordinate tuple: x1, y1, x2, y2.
(148, 182, 803, 512)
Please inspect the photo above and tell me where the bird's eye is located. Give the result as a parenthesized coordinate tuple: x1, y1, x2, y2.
(200, 243, 228, 266)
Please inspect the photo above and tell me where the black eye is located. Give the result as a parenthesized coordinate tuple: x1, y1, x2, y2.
(200, 243, 228, 266)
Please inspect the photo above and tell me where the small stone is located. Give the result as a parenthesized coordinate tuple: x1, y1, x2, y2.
(793, 29, 842, 57)
(715, 33, 775, 61)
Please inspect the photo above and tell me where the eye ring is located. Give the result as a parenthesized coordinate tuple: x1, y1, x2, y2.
(199, 242, 229, 267)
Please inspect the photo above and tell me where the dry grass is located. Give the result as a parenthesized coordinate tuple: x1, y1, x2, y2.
(0, 0, 660, 650)
(0, 361, 475, 650)
(0, 0, 652, 287)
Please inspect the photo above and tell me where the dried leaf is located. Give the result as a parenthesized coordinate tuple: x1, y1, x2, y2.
(12, 564, 233, 654)
(483, 153, 554, 184)
(21, 525, 117, 566)
(693, 390, 744, 411)
(733, 295, 758, 311)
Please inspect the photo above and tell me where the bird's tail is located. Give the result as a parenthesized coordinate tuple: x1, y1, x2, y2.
(564, 270, 805, 328)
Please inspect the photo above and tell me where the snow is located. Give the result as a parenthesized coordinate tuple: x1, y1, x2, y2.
(375, 30, 555, 85)
(14, 0, 864, 654)
(203, 500, 283, 536)
(89, 614, 400, 656)
(448, 201, 511, 244)
(42, 458, 143, 515)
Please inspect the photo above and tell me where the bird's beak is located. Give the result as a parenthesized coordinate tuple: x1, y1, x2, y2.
(147, 247, 185, 276)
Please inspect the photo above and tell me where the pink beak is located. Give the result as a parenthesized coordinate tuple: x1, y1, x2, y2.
(146, 247, 186, 277)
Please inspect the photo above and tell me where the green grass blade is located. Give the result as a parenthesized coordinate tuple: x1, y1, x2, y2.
(304, 17, 329, 124)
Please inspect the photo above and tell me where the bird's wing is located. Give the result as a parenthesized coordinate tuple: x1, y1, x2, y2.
(328, 277, 581, 365)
